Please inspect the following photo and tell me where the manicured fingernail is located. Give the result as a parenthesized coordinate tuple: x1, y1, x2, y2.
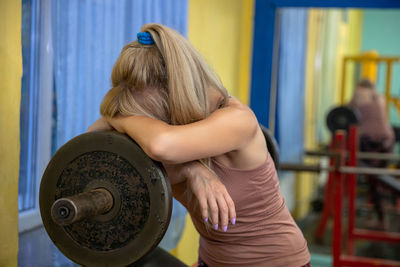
(223, 225, 228, 232)
(214, 224, 218, 230)
(204, 218, 208, 223)
(232, 218, 236, 225)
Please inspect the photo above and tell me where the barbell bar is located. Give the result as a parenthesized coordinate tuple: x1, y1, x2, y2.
(305, 150, 400, 162)
(279, 162, 400, 176)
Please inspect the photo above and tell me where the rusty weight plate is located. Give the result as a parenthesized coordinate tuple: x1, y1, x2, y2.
(39, 131, 172, 267)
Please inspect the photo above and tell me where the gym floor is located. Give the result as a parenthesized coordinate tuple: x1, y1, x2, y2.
(18, 226, 78, 267)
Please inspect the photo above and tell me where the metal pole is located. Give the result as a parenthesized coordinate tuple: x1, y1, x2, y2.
(315, 137, 336, 242)
(346, 125, 358, 255)
(279, 163, 400, 176)
(305, 150, 400, 161)
(278, 163, 325, 172)
(333, 130, 346, 267)
(357, 152, 400, 161)
(385, 61, 393, 114)
(340, 166, 400, 176)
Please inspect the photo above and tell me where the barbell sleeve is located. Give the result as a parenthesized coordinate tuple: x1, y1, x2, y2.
(278, 163, 333, 173)
(51, 188, 114, 226)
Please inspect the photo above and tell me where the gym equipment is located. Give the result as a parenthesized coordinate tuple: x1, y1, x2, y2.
(279, 162, 400, 176)
(306, 150, 400, 162)
(39, 131, 178, 267)
(340, 54, 400, 116)
(330, 127, 400, 267)
(279, 126, 400, 267)
(260, 124, 279, 168)
(326, 106, 359, 133)
(40, 125, 280, 267)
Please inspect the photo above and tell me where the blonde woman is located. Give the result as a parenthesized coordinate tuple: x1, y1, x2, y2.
(88, 24, 310, 267)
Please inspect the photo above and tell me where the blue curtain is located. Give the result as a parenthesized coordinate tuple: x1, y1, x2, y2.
(52, 0, 188, 148)
(19, 0, 38, 212)
(52, 0, 188, 251)
(276, 9, 308, 163)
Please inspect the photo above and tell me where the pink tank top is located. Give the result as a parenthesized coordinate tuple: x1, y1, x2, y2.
(172, 153, 310, 267)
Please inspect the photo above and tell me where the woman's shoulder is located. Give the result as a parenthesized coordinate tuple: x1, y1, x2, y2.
(214, 97, 267, 170)
(224, 97, 258, 123)
(227, 97, 250, 109)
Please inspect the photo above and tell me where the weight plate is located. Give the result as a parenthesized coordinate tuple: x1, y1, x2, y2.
(260, 125, 280, 169)
(326, 106, 359, 133)
(39, 131, 172, 267)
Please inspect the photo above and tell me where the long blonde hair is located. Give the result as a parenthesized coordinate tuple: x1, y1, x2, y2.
(100, 23, 228, 126)
(101, 24, 227, 220)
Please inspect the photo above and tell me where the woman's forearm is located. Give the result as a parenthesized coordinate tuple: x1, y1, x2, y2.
(107, 98, 258, 164)
(108, 115, 173, 162)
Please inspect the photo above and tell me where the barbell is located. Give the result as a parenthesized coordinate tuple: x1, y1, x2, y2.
(39, 131, 181, 267)
(39, 125, 278, 267)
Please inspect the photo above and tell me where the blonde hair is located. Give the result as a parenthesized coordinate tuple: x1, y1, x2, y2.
(101, 25, 228, 224)
(100, 23, 228, 126)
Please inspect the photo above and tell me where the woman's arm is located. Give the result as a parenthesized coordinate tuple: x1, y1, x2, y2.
(164, 161, 236, 231)
(86, 117, 113, 132)
(108, 99, 258, 164)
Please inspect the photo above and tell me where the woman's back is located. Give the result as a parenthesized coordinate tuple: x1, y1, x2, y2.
(351, 88, 394, 146)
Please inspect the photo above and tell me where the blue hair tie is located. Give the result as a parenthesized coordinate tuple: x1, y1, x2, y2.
(137, 32, 154, 45)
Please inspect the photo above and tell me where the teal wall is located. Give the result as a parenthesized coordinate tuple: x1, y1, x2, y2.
(361, 9, 400, 124)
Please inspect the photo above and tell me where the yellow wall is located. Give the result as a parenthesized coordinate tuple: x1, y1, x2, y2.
(169, 214, 199, 266)
(0, 0, 22, 266)
(187, 0, 254, 104)
(170, 0, 254, 264)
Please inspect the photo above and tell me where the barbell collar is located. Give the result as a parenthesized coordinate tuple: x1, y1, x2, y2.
(51, 188, 114, 226)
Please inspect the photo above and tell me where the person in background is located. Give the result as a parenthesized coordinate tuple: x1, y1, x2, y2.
(350, 79, 395, 162)
(349, 79, 395, 229)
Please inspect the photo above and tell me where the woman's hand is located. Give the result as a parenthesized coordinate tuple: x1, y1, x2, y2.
(86, 117, 113, 132)
(166, 161, 236, 232)
(106, 115, 126, 133)
(87, 115, 127, 134)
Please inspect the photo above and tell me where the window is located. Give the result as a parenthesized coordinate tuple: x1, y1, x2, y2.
(19, 0, 53, 232)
